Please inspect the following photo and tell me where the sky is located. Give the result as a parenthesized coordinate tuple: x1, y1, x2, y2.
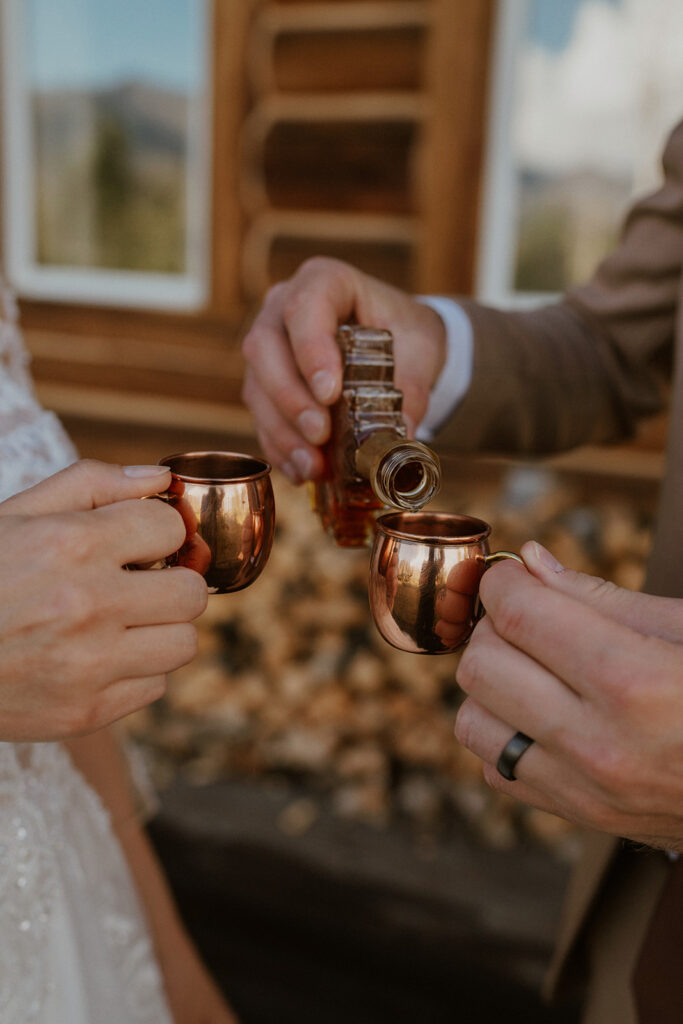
(26, 0, 205, 92)
(515, 0, 683, 188)
(527, 0, 621, 53)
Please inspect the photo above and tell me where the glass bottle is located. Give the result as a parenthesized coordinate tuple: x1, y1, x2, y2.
(312, 325, 441, 546)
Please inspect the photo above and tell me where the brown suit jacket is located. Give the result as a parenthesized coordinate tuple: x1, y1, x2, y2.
(436, 118, 683, 1021)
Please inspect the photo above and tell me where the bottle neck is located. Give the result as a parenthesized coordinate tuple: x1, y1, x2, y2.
(355, 429, 441, 510)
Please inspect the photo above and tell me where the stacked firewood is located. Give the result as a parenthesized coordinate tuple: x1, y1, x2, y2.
(124, 464, 655, 861)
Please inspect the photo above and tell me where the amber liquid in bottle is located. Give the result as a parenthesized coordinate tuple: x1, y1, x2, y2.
(312, 325, 441, 546)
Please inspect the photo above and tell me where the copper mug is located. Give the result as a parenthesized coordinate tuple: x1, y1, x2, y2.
(157, 451, 275, 594)
(369, 511, 521, 655)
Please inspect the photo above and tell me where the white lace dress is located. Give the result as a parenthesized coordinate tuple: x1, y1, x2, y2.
(0, 283, 173, 1024)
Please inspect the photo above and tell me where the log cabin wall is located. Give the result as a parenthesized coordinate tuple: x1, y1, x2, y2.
(240, 0, 494, 300)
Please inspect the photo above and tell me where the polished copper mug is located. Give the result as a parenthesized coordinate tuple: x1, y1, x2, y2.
(158, 451, 275, 594)
(369, 511, 521, 655)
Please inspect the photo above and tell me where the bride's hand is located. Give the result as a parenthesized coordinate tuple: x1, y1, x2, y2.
(0, 459, 207, 741)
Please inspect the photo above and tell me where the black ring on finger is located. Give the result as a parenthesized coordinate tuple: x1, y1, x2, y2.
(496, 731, 534, 782)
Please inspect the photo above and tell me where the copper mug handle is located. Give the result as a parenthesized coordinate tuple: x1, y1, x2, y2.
(484, 551, 524, 568)
(474, 550, 524, 622)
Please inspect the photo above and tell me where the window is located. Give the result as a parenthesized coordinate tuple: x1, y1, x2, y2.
(477, 0, 683, 306)
(2, 0, 211, 310)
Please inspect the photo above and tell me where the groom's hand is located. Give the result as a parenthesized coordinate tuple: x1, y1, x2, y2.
(0, 459, 208, 741)
(241, 256, 447, 481)
(454, 541, 683, 850)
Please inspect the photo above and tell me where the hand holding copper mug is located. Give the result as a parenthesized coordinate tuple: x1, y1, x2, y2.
(155, 451, 275, 594)
(369, 512, 521, 654)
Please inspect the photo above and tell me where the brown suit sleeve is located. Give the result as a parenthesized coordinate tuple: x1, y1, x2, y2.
(437, 119, 683, 455)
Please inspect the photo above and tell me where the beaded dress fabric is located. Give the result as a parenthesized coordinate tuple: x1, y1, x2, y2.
(0, 283, 173, 1023)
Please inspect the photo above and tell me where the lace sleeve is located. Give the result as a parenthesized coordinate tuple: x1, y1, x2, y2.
(0, 282, 77, 501)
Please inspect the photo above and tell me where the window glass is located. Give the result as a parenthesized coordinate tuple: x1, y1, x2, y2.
(2, 0, 210, 309)
(477, 0, 683, 305)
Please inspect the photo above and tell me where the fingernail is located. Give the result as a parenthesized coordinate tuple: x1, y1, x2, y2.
(280, 461, 301, 484)
(311, 370, 336, 403)
(298, 409, 327, 444)
(123, 465, 170, 478)
(291, 448, 314, 479)
(530, 541, 564, 572)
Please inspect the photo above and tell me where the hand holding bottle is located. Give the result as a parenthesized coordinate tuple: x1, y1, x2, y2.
(241, 257, 447, 482)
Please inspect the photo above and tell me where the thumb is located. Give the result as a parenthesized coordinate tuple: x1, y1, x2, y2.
(521, 540, 683, 642)
(0, 459, 172, 517)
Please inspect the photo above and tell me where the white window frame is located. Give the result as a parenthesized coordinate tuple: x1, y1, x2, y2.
(1, 0, 212, 311)
(475, 0, 550, 309)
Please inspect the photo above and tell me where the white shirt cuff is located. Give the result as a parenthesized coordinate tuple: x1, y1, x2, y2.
(414, 296, 474, 441)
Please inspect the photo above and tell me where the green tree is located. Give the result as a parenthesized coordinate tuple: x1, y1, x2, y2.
(92, 115, 133, 267)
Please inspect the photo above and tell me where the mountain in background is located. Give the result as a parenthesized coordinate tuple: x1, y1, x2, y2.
(32, 79, 191, 272)
(33, 79, 188, 159)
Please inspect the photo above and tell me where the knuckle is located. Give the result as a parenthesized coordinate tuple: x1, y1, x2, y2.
(311, 257, 352, 294)
(170, 623, 200, 667)
(75, 457, 104, 479)
(66, 458, 102, 490)
(603, 674, 638, 716)
(592, 653, 646, 717)
(485, 586, 526, 640)
(52, 701, 93, 739)
(122, 677, 169, 718)
(71, 698, 109, 737)
(543, 718, 571, 754)
(168, 509, 190, 550)
(482, 763, 507, 794)
(455, 644, 485, 696)
(454, 700, 476, 749)
(142, 500, 186, 550)
(281, 258, 345, 319)
(582, 743, 631, 802)
(297, 255, 338, 279)
(120, 675, 169, 718)
(42, 512, 93, 563)
(177, 569, 209, 618)
(48, 650, 101, 719)
(48, 578, 98, 630)
(241, 328, 260, 362)
(582, 573, 616, 602)
(263, 280, 288, 310)
(145, 674, 169, 703)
